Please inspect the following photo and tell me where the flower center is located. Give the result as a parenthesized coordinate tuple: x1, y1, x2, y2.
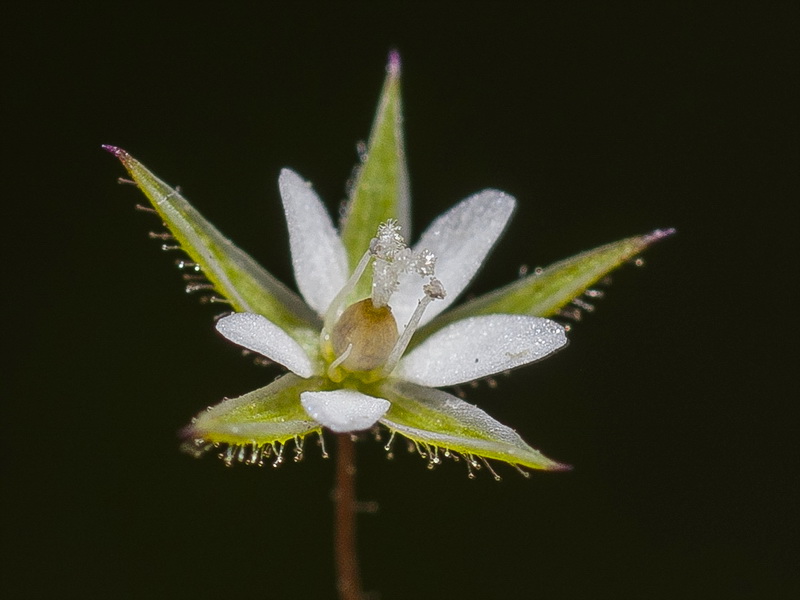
(321, 220, 445, 382)
(330, 298, 398, 372)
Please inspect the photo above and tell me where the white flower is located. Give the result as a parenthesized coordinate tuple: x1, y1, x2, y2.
(185, 168, 569, 472)
(107, 56, 668, 473)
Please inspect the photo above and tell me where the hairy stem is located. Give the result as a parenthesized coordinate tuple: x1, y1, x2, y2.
(335, 434, 363, 600)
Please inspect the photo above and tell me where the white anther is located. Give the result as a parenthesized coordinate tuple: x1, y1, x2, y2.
(423, 277, 446, 300)
(370, 221, 440, 308)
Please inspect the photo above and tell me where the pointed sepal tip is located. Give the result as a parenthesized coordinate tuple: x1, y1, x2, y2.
(387, 49, 401, 76)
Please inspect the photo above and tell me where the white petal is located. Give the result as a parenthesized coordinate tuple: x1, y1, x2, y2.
(395, 315, 567, 387)
(279, 169, 349, 315)
(300, 390, 390, 433)
(389, 190, 516, 330)
(216, 312, 315, 378)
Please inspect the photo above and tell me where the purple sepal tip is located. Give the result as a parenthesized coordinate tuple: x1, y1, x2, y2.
(388, 49, 401, 75)
(643, 228, 677, 245)
(101, 144, 125, 157)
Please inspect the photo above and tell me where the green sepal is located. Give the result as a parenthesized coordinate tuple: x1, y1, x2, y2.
(340, 52, 410, 299)
(414, 229, 675, 346)
(378, 380, 569, 471)
(105, 146, 320, 352)
(183, 374, 322, 448)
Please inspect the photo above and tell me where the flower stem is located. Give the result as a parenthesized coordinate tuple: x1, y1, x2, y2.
(335, 433, 363, 600)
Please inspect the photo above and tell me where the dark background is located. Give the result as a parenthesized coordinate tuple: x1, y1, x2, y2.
(4, 4, 797, 599)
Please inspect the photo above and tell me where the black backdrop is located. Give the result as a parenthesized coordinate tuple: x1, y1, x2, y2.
(5, 4, 797, 599)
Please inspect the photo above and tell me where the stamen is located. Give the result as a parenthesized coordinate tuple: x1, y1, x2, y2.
(381, 276, 445, 376)
(370, 220, 406, 307)
(327, 343, 353, 382)
(322, 249, 373, 341)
